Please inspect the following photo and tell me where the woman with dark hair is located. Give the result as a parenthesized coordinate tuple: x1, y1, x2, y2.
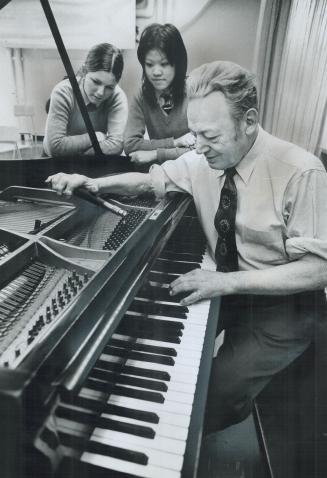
(124, 23, 195, 166)
(43, 43, 128, 157)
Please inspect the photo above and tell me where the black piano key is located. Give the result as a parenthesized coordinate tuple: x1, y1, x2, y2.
(90, 368, 168, 392)
(109, 337, 177, 357)
(147, 270, 179, 285)
(152, 258, 200, 274)
(68, 396, 160, 424)
(86, 379, 165, 403)
(119, 317, 183, 337)
(162, 240, 205, 255)
(129, 299, 188, 319)
(56, 406, 155, 439)
(103, 346, 175, 366)
(88, 438, 149, 464)
(105, 404, 159, 425)
(59, 432, 148, 465)
(159, 250, 203, 263)
(112, 384, 165, 404)
(95, 360, 171, 382)
(115, 323, 182, 344)
(137, 284, 189, 303)
(40, 426, 61, 450)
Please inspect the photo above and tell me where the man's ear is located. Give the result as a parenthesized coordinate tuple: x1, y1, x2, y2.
(244, 108, 258, 135)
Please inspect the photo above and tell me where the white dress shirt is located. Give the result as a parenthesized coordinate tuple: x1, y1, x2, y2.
(149, 127, 327, 270)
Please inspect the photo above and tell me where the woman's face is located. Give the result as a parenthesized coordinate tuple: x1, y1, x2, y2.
(144, 49, 175, 93)
(84, 70, 117, 106)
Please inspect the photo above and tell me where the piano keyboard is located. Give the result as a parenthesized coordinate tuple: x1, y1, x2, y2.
(53, 223, 216, 478)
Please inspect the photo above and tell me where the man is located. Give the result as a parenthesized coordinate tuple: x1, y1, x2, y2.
(47, 61, 327, 432)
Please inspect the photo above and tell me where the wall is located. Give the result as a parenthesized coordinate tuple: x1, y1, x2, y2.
(121, 0, 261, 104)
(0, 0, 261, 136)
(320, 114, 327, 155)
(0, 46, 15, 126)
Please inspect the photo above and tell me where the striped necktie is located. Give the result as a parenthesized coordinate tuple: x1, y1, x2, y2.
(159, 93, 174, 115)
(214, 167, 238, 272)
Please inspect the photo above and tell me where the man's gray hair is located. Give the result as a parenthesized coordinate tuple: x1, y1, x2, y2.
(187, 61, 258, 123)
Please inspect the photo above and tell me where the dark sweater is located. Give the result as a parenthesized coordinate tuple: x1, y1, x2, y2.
(124, 88, 191, 163)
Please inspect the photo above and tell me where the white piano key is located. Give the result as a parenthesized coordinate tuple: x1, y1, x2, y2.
(112, 372, 196, 395)
(98, 355, 200, 383)
(100, 412, 188, 441)
(97, 382, 195, 406)
(78, 388, 192, 428)
(107, 398, 191, 429)
(91, 426, 186, 458)
(103, 344, 202, 368)
(112, 333, 203, 357)
(82, 451, 181, 478)
(58, 415, 185, 471)
(107, 394, 193, 421)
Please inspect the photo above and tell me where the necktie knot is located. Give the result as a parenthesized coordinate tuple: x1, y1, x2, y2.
(159, 92, 174, 114)
(225, 167, 237, 178)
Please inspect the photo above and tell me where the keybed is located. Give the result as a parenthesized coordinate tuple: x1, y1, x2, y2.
(49, 213, 216, 478)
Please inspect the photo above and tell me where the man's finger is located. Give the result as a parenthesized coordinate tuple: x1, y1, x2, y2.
(180, 291, 202, 306)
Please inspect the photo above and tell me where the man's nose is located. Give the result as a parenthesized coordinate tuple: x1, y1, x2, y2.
(195, 136, 209, 154)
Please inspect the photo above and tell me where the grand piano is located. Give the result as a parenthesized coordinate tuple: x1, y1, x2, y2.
(0, 1, 221, 477)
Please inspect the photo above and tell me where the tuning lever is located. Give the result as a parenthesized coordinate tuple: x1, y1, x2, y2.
(74, 188, 127, 217)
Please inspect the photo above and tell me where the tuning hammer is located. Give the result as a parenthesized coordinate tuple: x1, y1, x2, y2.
(74, 188, 128, 217)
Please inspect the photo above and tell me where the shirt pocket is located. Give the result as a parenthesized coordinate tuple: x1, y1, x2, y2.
(241, 224, 287, 266)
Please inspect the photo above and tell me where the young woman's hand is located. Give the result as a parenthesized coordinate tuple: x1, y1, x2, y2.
(96, 131, 107, 142)
(174, 132, 196, 148)
(129, 150, 157, 165)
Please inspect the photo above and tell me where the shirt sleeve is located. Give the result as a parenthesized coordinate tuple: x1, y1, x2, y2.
(149, 152, 199, 198)
(124, 92, 175, 154)
(285, 169, 327, 260)
(44, 83, 92, 156)
(157, 146, 192, 163)
(100, 86, 128, 155)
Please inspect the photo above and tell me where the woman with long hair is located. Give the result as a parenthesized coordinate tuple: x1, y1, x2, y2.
(124, 23, 195, 167)
(43, 43, 128, 157)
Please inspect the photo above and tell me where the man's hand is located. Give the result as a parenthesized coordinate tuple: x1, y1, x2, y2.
(170, 269, 234, 306)
(45, 172, 98, 197)
(130, 150, 157, 165)
(174, 132, 196, 148)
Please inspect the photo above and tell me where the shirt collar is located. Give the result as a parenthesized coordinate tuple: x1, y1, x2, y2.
(214, 126, 266, 183)
(235, 126, 265, 184)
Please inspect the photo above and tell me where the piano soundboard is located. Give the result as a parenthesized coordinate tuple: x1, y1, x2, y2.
(0, 186, 220, 478)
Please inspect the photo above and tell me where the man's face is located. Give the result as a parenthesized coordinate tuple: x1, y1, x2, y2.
(187, 91, 250, 170)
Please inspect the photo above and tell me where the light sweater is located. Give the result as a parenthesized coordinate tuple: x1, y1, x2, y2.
(43, 77, 128, 157)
